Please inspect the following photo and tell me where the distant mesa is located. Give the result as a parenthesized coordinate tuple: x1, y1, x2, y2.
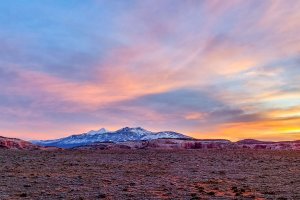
(236, 139, 273, 144)
(234, 139, 300, 150)
(74, 138, 300, 151)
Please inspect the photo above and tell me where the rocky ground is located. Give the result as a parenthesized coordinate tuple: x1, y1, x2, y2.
(0, 149, 299, 200)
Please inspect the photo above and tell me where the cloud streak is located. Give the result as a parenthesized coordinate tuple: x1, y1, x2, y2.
(0, 0, 299, 140)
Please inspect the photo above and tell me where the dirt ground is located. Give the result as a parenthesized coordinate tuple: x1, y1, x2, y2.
(0, 149, 299, 200)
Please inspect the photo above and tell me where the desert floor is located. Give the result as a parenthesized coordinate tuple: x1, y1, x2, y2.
(0, 149, 299, 200)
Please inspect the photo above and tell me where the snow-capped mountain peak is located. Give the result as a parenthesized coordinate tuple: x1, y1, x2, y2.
(118, 127, 153, 135)
(31, 127, 192, 148)
(86, 128, 108, 135)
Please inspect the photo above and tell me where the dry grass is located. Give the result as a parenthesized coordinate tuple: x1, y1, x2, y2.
(0, 149, 299, 199)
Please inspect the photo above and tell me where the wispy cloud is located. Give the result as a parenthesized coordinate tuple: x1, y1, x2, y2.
(0, 0, 299, 140)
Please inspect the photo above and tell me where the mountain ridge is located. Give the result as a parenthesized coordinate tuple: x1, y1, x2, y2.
(31, 127, 192, 148)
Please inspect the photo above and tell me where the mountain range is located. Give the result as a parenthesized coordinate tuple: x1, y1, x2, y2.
(1, 127, 299, 150)
(31, 127, 191, 148)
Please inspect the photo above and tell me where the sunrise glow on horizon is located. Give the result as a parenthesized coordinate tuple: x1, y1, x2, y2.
(0, 0, 300, 141)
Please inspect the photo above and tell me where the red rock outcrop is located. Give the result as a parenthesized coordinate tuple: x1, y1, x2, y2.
(0, 136, 41, 150)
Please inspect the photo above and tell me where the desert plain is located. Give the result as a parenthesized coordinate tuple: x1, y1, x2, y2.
(0, 149, 299, 200)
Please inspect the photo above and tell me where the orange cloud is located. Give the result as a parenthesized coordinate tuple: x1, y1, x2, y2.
(266, 106, 300, 119)
(189, 116, 300, 142)
(184, 112, 205, 120)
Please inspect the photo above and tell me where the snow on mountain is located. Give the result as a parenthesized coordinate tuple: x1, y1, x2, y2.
(31, 127, 192, 148)
(86, 128, 108, 135)
(141, 131, 190, 140)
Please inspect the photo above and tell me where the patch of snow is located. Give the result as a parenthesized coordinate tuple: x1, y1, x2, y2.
(31, 127, 192, 148)
(86, 128, 108, 135)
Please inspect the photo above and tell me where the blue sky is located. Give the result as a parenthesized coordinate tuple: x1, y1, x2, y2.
(0, 0, 300, 141)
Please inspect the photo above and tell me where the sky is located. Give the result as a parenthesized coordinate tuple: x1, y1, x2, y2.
(0, 0, 300, 141)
